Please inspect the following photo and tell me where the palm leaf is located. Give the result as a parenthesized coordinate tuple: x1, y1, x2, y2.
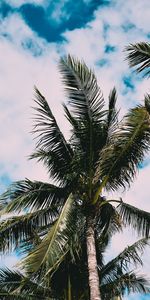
(117, 201, 150, 237)
(0, 179, 67, 212)
(94, 96, 150, 195)
(59, 55, 105, 123)
(0, 268, 49, 299)
(22, 194, 79, 276)
(64, 103, 108, 182)
(0, 206, 60, 252)
(60, 55, 107, 180)
(106, 87, 118, 133)
(96, 202, 122, 235)
(125, 42, 150, 77)
(32, 87, 73, 182)
(101, 272, 150, 299)
(0, 293, 40, 300)
(101, 237, 149, 282)
(30, 148, 80, 188)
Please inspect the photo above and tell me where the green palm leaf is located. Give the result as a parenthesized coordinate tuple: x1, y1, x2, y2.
(0, 179, 67, 212)
(30, 148, 80, 188)
(32, 87, 73, 182)
(22, 194, 79, 276)
(59, 55, 105, 123)
(101, 237, 149, 282)
(60, 55, 107, 180)
(0, 206, 60, 252)
(106, 87, 118, 134)
(95, 96, 150, 194)
(101, 272, 150, 299)
(0, 293, 40, 300)
(117, 201, 150, 237)
(125, 42, 150, 77)
(0, 268, 49, 299)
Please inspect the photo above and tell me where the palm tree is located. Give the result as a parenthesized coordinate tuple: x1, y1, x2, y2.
(1, 55, 150, 299)
(0, 236, 149, 299)
(125, 42, 150, 77)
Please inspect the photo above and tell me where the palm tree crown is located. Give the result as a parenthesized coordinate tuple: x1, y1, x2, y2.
(0, 55, 150, 299)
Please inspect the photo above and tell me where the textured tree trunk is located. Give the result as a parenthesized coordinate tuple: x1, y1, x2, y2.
(86, 215, 101, 300)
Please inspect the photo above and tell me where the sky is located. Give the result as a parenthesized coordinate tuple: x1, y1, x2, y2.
(0, 0, 150, 299)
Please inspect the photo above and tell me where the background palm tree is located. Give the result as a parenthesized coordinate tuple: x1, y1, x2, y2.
(125, 42, 150, 77)
(1, 55, 150, 299)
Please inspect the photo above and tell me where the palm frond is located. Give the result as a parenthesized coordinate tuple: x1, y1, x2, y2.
(60, 55, 107, 177)
(101, 237, 149, 283)
(32, 87, 73, 182)
(63, 103, 108, 180)
(59, 55, 105, 123)
(101, 272, 150, 299)
(95, 202, 122, 267)
(22, 194, 79, 276)
(95, 97, 150, 193)
(0, 268, 24, 291)
(0, 206, 61, 252)
(0, 179, 67, 212)
(125, 42, 150, 77)
(0, 268, 49, 299)
(96, 202, 122, 236)
(30, 148, 80, 187)
(0, 293, 40, 300)
(106, 87, 118, 134)
(117, 201, 150, 237)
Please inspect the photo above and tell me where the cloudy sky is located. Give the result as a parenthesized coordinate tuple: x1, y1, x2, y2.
(0, 0, 150, 299)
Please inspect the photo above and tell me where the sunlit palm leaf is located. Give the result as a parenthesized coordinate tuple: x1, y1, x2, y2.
(22, 194, 78, 276)
(117, 201, 150, 237)
(125, 42, 150, 77)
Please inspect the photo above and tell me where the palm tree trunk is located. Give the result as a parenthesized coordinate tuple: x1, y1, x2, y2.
(86, 215, 101, 300)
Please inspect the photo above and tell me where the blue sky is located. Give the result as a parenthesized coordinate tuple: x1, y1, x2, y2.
(0, 0, 150, 299)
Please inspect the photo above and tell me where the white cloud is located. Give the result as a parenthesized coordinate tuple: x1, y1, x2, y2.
(0, 14, 68, 184)
(0, 253, 19, 269)
(0, 2, 150, 299)
(4, 0, 47, 7)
